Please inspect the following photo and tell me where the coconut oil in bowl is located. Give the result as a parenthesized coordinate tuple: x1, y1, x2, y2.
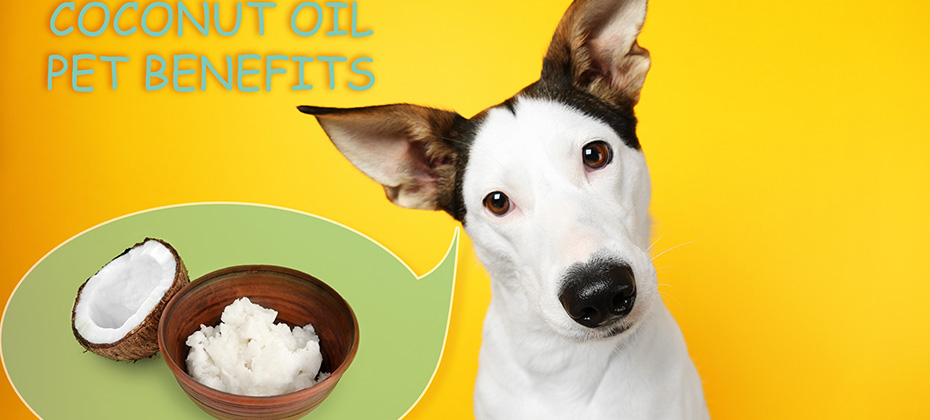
(157, 265, 359, 420)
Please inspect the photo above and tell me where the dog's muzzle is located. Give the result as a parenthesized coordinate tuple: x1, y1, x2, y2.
(558, 261, 636, 329)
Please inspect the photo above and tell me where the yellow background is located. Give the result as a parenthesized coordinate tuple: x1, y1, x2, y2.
(2, 1, 929, 418)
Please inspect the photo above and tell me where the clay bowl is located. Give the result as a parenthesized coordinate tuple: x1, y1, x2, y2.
(158, 265, 359, 420)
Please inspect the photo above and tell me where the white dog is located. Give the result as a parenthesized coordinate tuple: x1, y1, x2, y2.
(299, 0, 709, 418)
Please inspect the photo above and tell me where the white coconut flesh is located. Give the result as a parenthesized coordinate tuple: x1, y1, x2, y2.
(73, 239, 177, 344)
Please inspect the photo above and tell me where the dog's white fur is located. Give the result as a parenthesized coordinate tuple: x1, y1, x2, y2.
(465, 98, 707, 419)
(302, 1, 709, 418)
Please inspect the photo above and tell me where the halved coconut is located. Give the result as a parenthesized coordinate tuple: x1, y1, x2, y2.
(71, 238, 189, 360)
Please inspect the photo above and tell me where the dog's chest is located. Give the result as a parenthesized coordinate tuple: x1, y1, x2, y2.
(474, 304, 707, 420)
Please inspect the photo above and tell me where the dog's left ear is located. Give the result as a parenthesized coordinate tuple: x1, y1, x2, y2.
(297, 104, 466, 216)
(543, 0, 650, 107)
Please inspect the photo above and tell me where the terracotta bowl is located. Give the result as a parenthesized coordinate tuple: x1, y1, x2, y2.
(157, 265, 359, 420)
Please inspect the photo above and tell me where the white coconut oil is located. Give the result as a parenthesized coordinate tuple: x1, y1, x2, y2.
(185, 297, 327, 396)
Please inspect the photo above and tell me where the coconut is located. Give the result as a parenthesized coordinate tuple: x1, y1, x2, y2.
(71, 238, 189, 361)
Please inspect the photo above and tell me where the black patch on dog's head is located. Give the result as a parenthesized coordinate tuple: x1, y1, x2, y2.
(519, 79, 640, 150)
(441, 116, 481, 222)
(501, 98, 518, 116)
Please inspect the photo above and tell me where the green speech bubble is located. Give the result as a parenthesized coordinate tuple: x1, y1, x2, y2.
(1, 203, 458, 419)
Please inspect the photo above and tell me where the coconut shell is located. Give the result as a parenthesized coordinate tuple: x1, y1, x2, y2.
(71, 238, 189, 361)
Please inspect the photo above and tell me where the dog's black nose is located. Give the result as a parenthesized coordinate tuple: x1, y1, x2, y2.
(558, 261, 636, 328)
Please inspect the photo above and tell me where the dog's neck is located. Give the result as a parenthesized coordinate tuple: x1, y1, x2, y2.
(476, 274, 704, 419)
(483, 278, 668, 375)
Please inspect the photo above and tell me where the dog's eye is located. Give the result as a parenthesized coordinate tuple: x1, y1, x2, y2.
(483, 191, 511, 216)
(582, 141, 613, 170)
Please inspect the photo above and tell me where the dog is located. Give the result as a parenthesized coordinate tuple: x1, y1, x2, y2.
(298, 0, 708, 418)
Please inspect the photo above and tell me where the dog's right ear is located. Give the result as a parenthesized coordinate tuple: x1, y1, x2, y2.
(298, 104, 466, 215)
(543, 0, 650, 108)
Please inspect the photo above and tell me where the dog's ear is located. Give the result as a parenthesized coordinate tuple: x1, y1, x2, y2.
(543, 0, 650, 107)
(298, 104, 465, 213)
